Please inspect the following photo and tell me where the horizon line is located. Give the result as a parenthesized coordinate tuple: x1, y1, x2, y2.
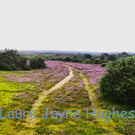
(0, 49, 134, 53)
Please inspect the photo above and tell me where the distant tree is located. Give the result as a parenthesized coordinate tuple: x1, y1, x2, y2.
(30, 56, 46, 69)
(100, 54, 105, 60)
(108, 54, 117, 61)
(0, 49, 46, 71)
(100, 53, 109, 60)
(64, 57, 72, 62)
(120, 52, 129, 57)
(84, 54, 92, 59)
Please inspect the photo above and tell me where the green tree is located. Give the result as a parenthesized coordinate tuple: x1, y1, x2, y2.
(30, 56, 46, 69)
(100, 56, 135, 105)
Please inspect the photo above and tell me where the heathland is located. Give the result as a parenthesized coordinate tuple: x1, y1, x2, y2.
(0, 50, 135, 134)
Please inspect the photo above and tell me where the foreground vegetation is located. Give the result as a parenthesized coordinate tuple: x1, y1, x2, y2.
(0, 62, 69, 134)
(0, 51, 135, 134)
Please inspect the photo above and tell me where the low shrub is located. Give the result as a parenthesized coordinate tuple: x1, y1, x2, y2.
(30, 56, 46, 69)
(100, 56, 135, 105)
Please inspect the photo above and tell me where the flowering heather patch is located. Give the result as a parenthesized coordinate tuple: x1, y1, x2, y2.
(33, 64, 120, 135)
(0, 61, 126, 134)
(0, 61, 70, 134)
(4, 68, 52, 83)
(45, 60, 69, 82)
(35, 69, 91, 134)
(26, 60, 30, 66)
(4, 61, 69, 85)
(66, 62, 105, 85)
(1, 61, 70, 113)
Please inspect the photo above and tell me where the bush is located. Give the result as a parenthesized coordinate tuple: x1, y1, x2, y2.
(100, 56, 135, 105)
(30, 56, 46, 69)
(0, 63, 11, 70)
(101, 63, 106, 67)
(0, 49, 46, 71)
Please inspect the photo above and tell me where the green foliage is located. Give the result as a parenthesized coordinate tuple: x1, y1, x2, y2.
(64, 57, 72, 62)
(100, 56, 135, 105)
(30, 51, 131, 65)
(0, 49, 26, 71)
(30, 56, 46, 69)
(0, 63, 11, 70)
(101, 63, 107, 67)
(84, 54, 92, 59)
(0, 49, 46, 71)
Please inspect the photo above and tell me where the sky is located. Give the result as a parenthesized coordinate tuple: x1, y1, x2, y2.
(0, 0, 135, 52)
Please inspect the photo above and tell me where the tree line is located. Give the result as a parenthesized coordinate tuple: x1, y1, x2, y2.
(0, 49, 46, 71)
(42, 52, 132, 66)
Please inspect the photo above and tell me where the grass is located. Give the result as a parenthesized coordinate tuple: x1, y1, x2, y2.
(0, 63, 134, 134)
(23, 68, 122, 135)
(0, 66, 69, 134)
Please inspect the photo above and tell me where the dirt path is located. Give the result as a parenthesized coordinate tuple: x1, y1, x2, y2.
(24, 66, 73, 128)
(80, 72, 123, 135)
(79, 72, 97, 109)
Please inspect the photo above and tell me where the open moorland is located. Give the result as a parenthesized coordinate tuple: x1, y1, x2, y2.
(0, 60, 134, 135)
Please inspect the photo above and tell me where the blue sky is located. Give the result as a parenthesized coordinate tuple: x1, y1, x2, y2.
(0, 0, 135, 52)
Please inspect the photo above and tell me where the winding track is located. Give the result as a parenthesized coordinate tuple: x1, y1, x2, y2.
(79, 72, 96, 109)
(24, 66, 73, 128)
(19, 66, 121, 135)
